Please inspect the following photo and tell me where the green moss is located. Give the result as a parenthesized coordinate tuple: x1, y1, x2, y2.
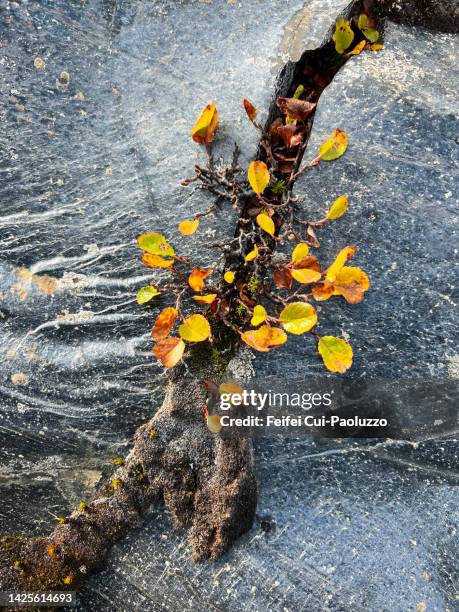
(247, 275, 260, 294)
(235, 303, 246, 317)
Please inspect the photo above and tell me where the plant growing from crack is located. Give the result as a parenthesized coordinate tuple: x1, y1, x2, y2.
(136, 9, 383, 374)
(0, 9, 386, 604)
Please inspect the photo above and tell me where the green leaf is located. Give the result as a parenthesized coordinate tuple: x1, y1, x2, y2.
(279, 302, 317, 335)
(136, 285, 160, 304)
(137, 232, 175, 257)
(357, 14, 368, 29)
(362, 28, 379, 42)
(293, 85, 305, 99)
(333, 19, 354, 54)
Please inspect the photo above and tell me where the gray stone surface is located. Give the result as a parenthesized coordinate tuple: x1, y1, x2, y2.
(258, 22, 459, 379)
(0, 1, 458, 611)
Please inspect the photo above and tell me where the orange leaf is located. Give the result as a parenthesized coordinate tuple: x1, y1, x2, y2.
(191, 101, 219, 144)
(332, 266, 370, 303)
(178, 219, 199, 236)
(188, 267, 212, 292)
(312, 282, 334, 302)
(152, 307, 178, 340)
(241, 325, 287, 352)
(153, 337, 185, 368)
(141, 253, 174, 268)
(346, 40, 366, 56)
(193, 294, 217, 304)
(243, 98, 258, 123)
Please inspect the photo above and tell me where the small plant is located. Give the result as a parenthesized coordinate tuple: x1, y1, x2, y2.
(134, 18, 381, 374)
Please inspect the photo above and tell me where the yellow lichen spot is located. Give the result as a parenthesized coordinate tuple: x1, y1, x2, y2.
(14, 560, 21, 569)
(112, 479, 121, 491)
(47, 544, 57, 557)
(113, 457, 124, 466)
(150, 429, 158, 439)
(57, 517, 66, 525)
(63, 575, 73, 585)
(78, 501, 87, 511)
(11, 372, 28, 386)
(34, 57, 46, 70)
(224, 271, 235, 284)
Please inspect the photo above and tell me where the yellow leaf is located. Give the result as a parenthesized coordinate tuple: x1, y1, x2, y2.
(279, 302, 317, 335)
(332, 266, 370, 303)
(153, 337, 185, 368)
(370, 43, 384, 52)
(141, 253, 174, 268)
(219, 382, 244, 397)
(152, 307, 178, 340)
(251, 304, 267, 326)
(318, 336, 353, 373)
(291, 268, 322, 284)
(319, 129, 348, 161)
(326, 195, 349, 220)
(291, 254, 321, 284)
(193, 294, 217, 304)
(346, 40, 366, 56)
(325, 246, 357, 282)
(241, 325, 287, 352)
(137, 232, 175, 257)
(179, 314, 211, 342)
(243, 98, 257, 123)
(188, 267, 212, 292)
(256, 212, 275, 237)
(207, 415, 222, 433)
(191, 101, 219, 144)
(248, 161, 270, 194)
(332, 19, 354, 54)
(178, 219, 199, 236)
(136, 285, 160, 304)
(291, 243, 309, 263)
(224, 271, 235, 284)
(245, 244, 259, 262)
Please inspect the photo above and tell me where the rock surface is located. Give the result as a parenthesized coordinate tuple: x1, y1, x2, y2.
(0, 1, 457, 611)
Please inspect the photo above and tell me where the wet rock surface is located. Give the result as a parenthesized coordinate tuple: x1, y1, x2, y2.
(0, 1, 457, 611)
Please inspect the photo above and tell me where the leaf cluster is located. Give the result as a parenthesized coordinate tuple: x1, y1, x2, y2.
(135, 23, 378, 373)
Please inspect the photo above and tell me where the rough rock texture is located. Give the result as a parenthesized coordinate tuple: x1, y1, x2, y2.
(0, 1, 458, 611)
(1, 0, 326, 537)
(381, 0, 459, 33)
(0, 345, 257, 600)
(258, 21, 459, 380)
